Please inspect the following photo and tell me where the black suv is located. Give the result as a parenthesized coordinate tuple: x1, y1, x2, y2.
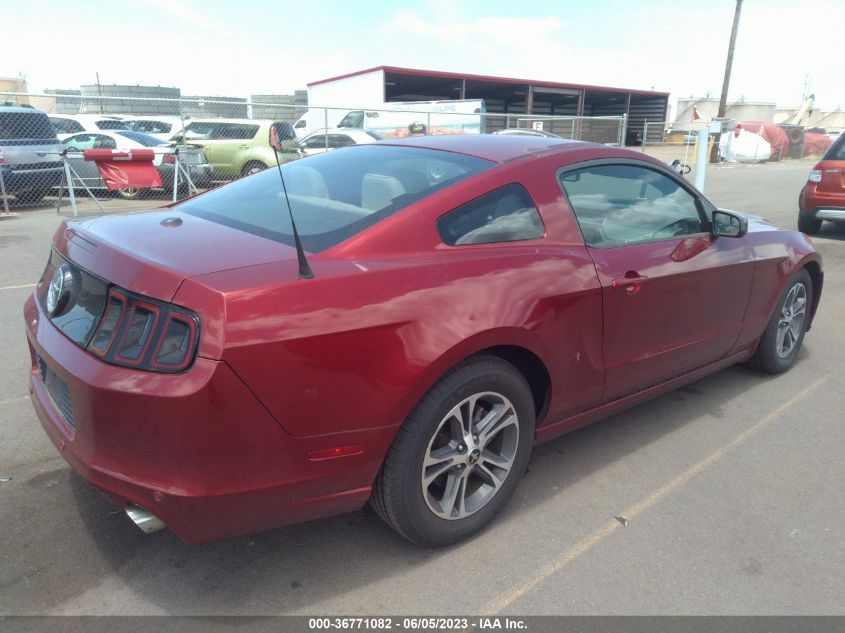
(0, 103, 64, 204)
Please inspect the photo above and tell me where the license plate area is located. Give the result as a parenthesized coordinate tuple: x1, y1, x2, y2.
(37, 355, 76, 429)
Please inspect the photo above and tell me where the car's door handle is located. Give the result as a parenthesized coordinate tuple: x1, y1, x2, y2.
(239, 144, 249, 149)
(611, 274, 649, 295)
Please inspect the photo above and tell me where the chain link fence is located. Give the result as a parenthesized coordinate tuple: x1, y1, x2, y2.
(1, 92, 626, 213)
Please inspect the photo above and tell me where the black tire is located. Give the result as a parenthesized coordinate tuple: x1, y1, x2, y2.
(371, 355, 535, 545)
(747, 269, 812, 374)
(241, 161, 267, 177)
(15, 189, 48, 204)
(798, 213, 822, 235)
(116, 187, 142, 200)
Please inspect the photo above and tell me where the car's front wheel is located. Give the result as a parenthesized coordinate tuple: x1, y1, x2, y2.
(371, 355, 535, 545)
(747, 269, 813, 374)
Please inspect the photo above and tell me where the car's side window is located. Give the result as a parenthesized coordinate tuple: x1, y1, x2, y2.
(437, 183, 545, 246)
(91, 135, 117, 150)
(64, 134, 95, 151)
(51, 118, 84, 134)
(303, 135, 327, 149)
(215, 124, 258, 140)
(558, 164, 705, 248)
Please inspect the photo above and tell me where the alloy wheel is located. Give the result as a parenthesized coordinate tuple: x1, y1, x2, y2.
(421, 391, 519, 520)
(776, 283, 807, 358)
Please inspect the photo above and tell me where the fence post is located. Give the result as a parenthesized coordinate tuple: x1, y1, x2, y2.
(427, 112, 431, 136)
(620, 114, 627, 146)
(694, 127, 709, 191)
(324, 108, 329, 151)
(642, 121, 648, 152)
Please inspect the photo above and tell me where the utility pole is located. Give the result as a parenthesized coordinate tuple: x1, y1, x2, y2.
(710, 0, 743, 162)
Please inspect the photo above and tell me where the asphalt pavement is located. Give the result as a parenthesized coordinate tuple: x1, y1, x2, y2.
(0, 159, 843, 615)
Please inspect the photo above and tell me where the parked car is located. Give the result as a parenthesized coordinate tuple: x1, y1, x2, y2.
(24, 135, 822, 545)
(799, 133, 845, 234)
(170, 119, 298, 179)
(0, 103, 64, 203)
(492, 128, 562, 138)
(298, 127, 384, 156)
(61, 130, 212, 198)
(49, 114, 129, 136)
(123, 116, 191, 142)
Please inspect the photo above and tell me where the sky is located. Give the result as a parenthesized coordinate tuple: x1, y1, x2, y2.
(2, 0, 842, 112)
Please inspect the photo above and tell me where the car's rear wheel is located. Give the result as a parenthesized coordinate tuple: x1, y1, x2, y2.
(241, 161, 267, 177)
(747, 269, 812, 374)
(371, 355, 535, 545)
(117, 187, 142, 200)
(798, 213, 822, 235)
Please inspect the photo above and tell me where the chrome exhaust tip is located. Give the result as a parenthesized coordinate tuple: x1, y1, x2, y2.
(125, 505, 166, 534)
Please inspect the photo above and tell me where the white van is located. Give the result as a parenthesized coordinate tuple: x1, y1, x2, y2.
(293, 100, 486, 139)
(338, 100, 485, 138)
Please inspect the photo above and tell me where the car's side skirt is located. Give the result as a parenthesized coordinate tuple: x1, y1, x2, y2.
(534, 345, 755, 444)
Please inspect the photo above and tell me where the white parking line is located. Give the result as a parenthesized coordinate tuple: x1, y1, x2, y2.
(480, 374, 830, 615)
(0, 283, 35, 292)
(0, 395, 29, 407)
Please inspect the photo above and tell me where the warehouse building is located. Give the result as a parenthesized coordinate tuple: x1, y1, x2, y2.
(307, 66, 669, 140)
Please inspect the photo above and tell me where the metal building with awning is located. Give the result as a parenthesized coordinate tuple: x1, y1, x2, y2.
(307, 66, 669, 141)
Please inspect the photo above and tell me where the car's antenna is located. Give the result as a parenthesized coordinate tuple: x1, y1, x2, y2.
(270, 126, 313, 279)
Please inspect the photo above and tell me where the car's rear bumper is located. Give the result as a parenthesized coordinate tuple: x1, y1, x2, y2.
(158, 164, 214, 187)
(800, 185, 845, 223)
(24, 293, 393, 542)
(1, 164, 63, 194)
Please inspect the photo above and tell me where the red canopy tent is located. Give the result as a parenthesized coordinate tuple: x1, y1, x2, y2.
(82, 149, 162, 190)
(802, 132, 834, 157)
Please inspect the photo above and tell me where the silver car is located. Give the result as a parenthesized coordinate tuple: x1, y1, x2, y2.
(0, 104, 64, 204)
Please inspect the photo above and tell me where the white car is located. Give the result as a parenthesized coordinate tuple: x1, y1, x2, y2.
(60, 130, 212, 198)
(298, 127, 383, 156)
(49, 114, 129, 137)
(122, 116, 192, 142)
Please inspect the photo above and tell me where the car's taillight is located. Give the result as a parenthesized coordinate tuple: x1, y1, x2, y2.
(162, 154, 176, 164)
(808, 164, 823, 183)
(86, 288, 199, 373)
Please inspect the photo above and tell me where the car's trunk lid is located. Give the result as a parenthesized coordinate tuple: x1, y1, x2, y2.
(57, 208, 302, 301)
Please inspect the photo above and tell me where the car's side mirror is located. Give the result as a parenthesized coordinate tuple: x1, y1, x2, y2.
(712, 210, 747, 238)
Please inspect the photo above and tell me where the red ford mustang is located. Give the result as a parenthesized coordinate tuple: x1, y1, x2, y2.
(24, 135, 823, 545)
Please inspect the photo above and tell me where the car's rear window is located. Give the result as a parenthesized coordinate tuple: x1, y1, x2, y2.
(825, 135, 845, 160)
(177, 145, 493, 252)
(0, 111, 58, 142)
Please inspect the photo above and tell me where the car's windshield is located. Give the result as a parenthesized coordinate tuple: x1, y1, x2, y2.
(177, 145, 493, 252)
(116, 130, 167, 147)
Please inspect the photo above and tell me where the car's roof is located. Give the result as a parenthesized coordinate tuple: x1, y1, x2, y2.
(185, 118, 278, 126)
(376, 134, 586, 163)
(0, 104, 47, 114)
(51, 114, 123, 121)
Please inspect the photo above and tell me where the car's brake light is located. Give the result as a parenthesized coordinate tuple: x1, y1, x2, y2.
(86, 288, 199, 373)
(162, 154, 176, 164)
(808, 164, 823, 183)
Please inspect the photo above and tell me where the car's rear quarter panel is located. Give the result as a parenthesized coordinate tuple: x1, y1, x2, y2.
(186, 153, 606, 439)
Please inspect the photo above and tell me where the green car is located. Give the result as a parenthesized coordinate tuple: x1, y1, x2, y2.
(171, 119, 298, 180)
